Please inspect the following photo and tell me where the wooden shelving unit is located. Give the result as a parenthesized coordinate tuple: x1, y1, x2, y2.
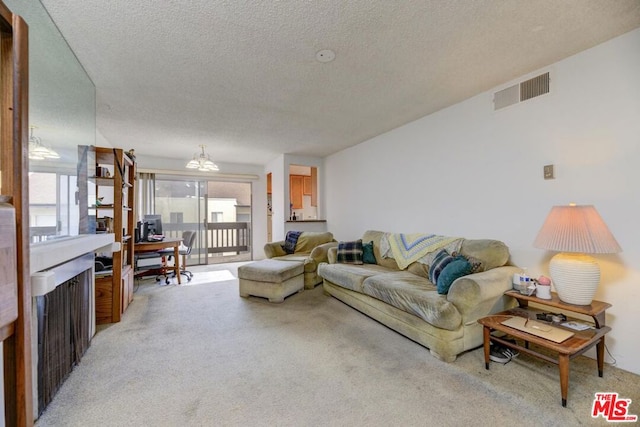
(93, 147, 136, 324)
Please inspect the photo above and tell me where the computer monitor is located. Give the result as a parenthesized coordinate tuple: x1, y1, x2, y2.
(143, 214, 163, 237)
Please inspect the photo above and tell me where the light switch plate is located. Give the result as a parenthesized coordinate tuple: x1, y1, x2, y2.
(543, 164, 555, 180)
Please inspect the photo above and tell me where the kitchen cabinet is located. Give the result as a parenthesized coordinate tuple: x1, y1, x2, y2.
(290, 175, 304, 209)
(303, 176, 312, 195)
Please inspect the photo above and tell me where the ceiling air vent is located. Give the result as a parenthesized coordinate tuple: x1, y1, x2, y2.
(494, 72, 550, 110)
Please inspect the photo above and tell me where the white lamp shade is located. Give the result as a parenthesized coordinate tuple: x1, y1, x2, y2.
(533, 205, 621, 254)
(534, 204, 621, 305)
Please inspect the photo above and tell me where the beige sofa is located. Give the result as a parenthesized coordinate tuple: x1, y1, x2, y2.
(264, 231, 338, 289)
(318, 230, 519, 362)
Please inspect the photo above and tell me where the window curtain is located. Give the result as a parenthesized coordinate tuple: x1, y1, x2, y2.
(137, 172, 155, 217)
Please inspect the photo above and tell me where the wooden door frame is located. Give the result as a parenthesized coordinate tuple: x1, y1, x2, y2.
(1, 1, 33, 425)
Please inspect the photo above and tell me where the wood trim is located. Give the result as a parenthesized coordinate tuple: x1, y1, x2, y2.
(1, 7, 34, 425)
(0, 2, 11, 31)
(0, 322, 14, 342)
(310, 167, 317, 207)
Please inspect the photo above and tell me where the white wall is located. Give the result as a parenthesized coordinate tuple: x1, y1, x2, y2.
(325, 29, 640, 375)
(266, 155, 286, 243)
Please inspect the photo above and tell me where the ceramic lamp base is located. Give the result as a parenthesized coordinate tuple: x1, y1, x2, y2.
(549, 252, 600, 305)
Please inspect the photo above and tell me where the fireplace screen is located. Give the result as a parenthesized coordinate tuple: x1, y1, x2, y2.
(36, 267, 92, 415)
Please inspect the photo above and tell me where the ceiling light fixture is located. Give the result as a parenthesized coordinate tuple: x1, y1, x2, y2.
(185, 145, 219, 172)
(28, 126, 60, 160)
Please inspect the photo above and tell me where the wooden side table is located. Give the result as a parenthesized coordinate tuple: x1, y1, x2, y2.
(478, 291, 611, 407)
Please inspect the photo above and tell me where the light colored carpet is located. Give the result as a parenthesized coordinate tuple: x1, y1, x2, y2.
(35, 263, 639, 426)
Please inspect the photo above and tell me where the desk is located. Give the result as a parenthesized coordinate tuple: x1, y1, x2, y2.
(135, 237, 182, 284)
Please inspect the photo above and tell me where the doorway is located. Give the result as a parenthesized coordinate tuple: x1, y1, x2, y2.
(289, 165, 318, 221)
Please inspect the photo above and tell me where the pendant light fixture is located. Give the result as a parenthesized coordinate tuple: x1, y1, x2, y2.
(28, 126, 60, 160)
(185, 145, 219, 172)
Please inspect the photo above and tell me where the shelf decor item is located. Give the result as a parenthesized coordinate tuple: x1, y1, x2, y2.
(533, 204, 621, 305)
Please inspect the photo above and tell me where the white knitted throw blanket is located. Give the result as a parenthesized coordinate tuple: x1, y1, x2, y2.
(387, 233, 461, 270)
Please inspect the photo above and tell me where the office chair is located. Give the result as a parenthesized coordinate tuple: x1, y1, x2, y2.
(134, 250, 171, 284)
(160, 230, 197, 282)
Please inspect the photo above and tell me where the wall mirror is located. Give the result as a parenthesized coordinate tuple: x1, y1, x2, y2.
(6, 0, 97, 243)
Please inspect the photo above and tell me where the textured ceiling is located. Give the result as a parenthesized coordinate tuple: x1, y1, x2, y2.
(40, 0, 640, 166)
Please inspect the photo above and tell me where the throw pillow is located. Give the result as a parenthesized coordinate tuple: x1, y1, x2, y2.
(362, 241, 376, 264)
(337, 239, 364, 264)
(436, 257, 474, 294)
(282, 231, 302, 254)
(294, 231, 333, 253)
(465, 256, 483, 274)
(428, 249, 455, 284)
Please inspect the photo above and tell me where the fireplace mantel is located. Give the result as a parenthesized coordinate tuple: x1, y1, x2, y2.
(30, 234, 115, 275)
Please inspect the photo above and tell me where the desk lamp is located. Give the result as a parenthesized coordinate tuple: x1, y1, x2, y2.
(533, 204, 621, 305)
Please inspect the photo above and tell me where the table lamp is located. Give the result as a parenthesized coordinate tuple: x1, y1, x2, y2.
(533, 204, 621, 305)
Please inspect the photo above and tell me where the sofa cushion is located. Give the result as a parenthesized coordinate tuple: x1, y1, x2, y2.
(337, 239, 363, 264)
(362, 241, 376, 264)
(238, 259, 304, 283)
(295, 231, 334, 253)
(459, 239, 510, 271)
(406, 261, 430, 279)
(318, 263, 389, 293)
(272, 254, 308, 262)
(362, 272, 462, 331)
(436, 257, 474, 294)
(362, 230, 399, 270)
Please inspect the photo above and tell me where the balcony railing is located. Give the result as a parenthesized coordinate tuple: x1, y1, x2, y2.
(206, 222, 249, 254)
(162, 221, 250, 262)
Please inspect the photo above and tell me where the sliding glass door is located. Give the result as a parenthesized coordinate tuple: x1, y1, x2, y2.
(154, 178, 206, 265)
(153, 176, 252, 266)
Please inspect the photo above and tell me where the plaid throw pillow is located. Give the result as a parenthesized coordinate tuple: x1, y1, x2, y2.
(337, 239, 364, 264)
(282, 231, 302, 254)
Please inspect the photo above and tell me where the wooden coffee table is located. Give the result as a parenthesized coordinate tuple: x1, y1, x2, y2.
(478, 291, 611, 407)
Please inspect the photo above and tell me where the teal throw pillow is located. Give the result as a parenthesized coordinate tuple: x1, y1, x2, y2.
(362, 241, 376, 264)
(436, 257, 474, 294)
